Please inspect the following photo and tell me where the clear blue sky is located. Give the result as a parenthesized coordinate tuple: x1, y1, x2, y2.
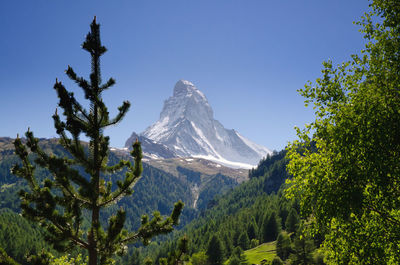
(0, 0, 370, 151)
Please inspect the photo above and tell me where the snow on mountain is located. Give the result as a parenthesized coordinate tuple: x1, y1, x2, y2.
(138, 80, 271, 169)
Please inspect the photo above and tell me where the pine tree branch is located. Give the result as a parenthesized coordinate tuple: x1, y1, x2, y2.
(12, 136, 39, 191)
(99, 209, 126, 256)
(50, 219, 89, 249)
(58, 131, 91, 171)
(71, 100, 91, 122)
(39, 155, 88, 201)
(58, 180, 91, 207)
(100, 77, 115, 91)
(100, 141, 142, 207)
(121, 216, 174, 245)
(103, 101, 130, 127)
(103, 160, 132, 174)
(96, 100, 108, 128)
(53, 113, 93, 180)
(66, 66, 93, 101)
(24, 131, 92, 206)
(120, 232, 141, 244)
(20, 190, 89, 250)
(54, 80, 91, 133)
(99, 160, 140, 207)
(99, 176, 140, 207)
(121, 201, 184, 245)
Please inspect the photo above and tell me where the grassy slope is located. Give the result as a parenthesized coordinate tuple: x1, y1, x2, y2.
(223, 242, 276, 265)
(244, 242, 276, 264)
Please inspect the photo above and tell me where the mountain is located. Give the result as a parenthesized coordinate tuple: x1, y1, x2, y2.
(137, 80, 271, 168)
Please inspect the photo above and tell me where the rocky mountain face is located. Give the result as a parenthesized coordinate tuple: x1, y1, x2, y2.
(124, 132, 177, 159)
(133, 80, 271, 168)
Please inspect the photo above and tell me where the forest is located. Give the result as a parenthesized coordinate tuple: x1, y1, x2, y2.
(1, 0, 400, 264)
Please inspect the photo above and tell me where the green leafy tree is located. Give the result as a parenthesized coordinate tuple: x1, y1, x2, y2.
(206, 235, 224, 265)
(12, 17, 183, 265)
(286, 0, 400, 263)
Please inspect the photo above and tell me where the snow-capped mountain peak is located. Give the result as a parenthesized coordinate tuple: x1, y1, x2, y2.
(173, 79, 208, 101)
(159, 79, 213, 122)
(139, 80, 271, 168)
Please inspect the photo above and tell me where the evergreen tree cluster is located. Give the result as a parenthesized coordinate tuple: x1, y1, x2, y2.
(0, 209, 52, 264)
(141, 149, 329, 265)
(195, 173, 237, 210)
(140, 151, 297, 264)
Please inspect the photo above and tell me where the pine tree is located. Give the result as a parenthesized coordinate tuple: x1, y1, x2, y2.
(271, 256, 284, 265)
(0, 247, 19, 265)
(276, 231, 291, 261)
(229, 247, 248, 265)
(206, 235, 224, 265)
(12, 17, 183, 265)
(159, 235, 189, 265)
(247, 220, 257, 240)
(262, 212, 280, 242)
(227, 256, 241, 265)
(285, 208, 299, 234)
(237, 232, 250, 250)
(290, 232, 315, 265)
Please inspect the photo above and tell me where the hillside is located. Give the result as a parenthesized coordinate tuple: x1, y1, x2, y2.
(138, 150, 294, 264)
(0, 137, 301, 265)
(147, 157, 246, 209)
(0, 137, 244, 263)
